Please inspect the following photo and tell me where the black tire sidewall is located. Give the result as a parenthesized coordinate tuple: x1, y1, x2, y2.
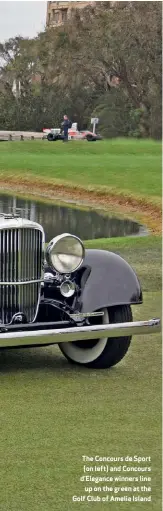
(86, 135, 93, 141)
(47, 133, 54, 141)
(86, 305, 132, 369)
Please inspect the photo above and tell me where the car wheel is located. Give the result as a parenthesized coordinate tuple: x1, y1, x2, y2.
(59, 305, 132, 369)
(47, 133, 55, 141)
(86, 135, 94, 141)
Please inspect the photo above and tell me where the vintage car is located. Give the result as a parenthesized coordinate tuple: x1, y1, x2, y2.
(0, 212, 160, 369)
(42, 127, 102, 142)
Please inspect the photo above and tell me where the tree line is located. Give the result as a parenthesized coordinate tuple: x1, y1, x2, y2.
(0, 1, 161, 138)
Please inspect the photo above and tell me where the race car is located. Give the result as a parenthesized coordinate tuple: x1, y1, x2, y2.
(42, 125, 102, 142)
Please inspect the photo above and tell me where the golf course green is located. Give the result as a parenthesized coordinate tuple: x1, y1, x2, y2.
(0, 138, 161, 510)
(0, 138, 161, 200)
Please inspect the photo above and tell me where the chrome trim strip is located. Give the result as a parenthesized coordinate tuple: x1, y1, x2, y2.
(0, 319, 160, 348)
(0, 218, 45, 232)
(0, 280, 43, 285)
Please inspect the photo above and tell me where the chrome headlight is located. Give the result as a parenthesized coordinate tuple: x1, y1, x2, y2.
(46, 233, 85, 274)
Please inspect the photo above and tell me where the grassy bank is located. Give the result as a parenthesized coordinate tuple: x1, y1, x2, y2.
(0, 235, 161, 511)
(0, 138, 161, 203)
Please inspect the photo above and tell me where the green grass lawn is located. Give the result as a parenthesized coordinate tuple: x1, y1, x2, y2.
(0, 236, 161, 511)
(0, 138, 161, 202)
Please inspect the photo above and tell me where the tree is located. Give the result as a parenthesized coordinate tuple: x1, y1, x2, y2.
(52, 1, 161, 137)
(0, 2, 161, 137)
(91, 89, 141, 138)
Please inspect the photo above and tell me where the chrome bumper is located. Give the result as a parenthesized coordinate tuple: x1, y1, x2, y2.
(0, 319, 160, 348)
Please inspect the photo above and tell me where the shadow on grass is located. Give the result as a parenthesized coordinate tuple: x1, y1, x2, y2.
(0, 345, 122, 377)
(0, 347, 68, 372)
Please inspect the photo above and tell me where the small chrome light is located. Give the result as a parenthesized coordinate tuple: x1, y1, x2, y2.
(44, 272, 55, 283)
(46, 233, 85, 274)
(60, 280, 75, 298)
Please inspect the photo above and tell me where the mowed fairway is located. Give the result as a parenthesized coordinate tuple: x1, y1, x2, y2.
(0, 236, 161, 511)
(0, 138, 161, 202)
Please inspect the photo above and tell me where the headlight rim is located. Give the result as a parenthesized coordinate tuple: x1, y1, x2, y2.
(45, 233, 85, 274)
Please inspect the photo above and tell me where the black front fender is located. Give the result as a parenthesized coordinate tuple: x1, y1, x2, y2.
(79, 249, 142, 313)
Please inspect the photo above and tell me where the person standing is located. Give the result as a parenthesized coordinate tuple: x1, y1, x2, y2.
(62, 115, 72, 142)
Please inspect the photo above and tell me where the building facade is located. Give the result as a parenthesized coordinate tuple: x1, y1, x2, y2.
(46, 1, 96, 28)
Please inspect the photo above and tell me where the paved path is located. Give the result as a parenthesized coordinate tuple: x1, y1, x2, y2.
(0, 131, 43, 141)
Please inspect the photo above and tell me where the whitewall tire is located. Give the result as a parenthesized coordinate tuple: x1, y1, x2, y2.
(59, 305, 132, 369)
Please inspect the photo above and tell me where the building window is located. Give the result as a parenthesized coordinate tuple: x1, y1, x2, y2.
(61, 9, 68, 22)
(52, 10, 59, 24)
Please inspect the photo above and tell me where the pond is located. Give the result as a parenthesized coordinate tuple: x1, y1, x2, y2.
(0, 194, 146, 242)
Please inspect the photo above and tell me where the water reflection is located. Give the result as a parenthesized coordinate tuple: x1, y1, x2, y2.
(0, 194, 143, 241)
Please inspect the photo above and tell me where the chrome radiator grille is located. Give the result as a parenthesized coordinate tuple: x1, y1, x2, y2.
(0, 227, 43, 324)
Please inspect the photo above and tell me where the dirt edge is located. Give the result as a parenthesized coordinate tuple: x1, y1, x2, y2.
(0, 177, 161, 235)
